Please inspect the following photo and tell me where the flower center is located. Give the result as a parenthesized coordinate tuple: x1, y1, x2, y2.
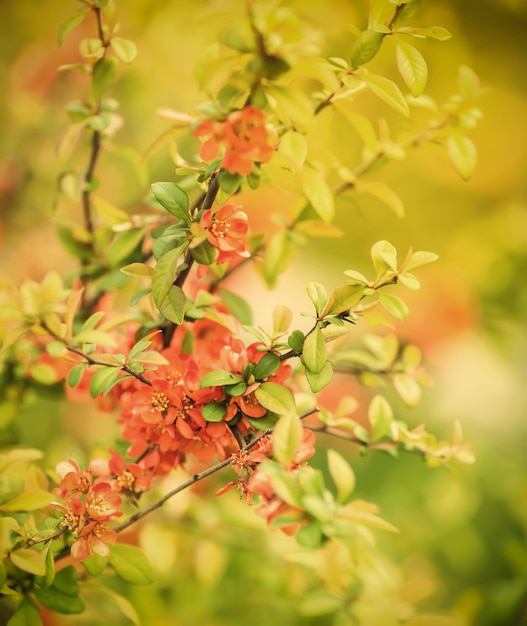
(211, 219, 230, 238)
(62, 512, 80, 531)
(116, 470, 135, 491)
(151, 392, 170, 412)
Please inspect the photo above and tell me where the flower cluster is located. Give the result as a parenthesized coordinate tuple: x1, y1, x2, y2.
(51, 458, 123, 561)
(217, 428, 316, 536)
(193, 106, 278, 175)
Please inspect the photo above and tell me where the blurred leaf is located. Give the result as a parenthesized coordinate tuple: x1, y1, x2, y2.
(447, 134, 477, 180)
(379, 292, 409, 320)
(84, 583, 140, 626)
(272, 305, 292, 334)
(109, 544, 154, 585)
(107, 228, 145, 268)
(0, 490, 55, 512)
(93, 197, 129, 225)
(120, 263, 153, 278)
(272, 412, 301, 466)
(371, 240, 398, 274)
(10, 549, 46, 576)
(327, 449, 356, 504)
(278, 131, 308, 171)
(202, 403, 227, 422)
(393, 372, 421, 406)
(302, 166, 335, 223)
(356, 68, 410, 116)
(368, 395, 394, 439)
(6, 598, 42, 626)
(91, 58, 117, 100)
(297, 590, 343, 616)
(58, 13, 88, 45)
(111, 37, 137, 64)
(267, 84, 314, 131)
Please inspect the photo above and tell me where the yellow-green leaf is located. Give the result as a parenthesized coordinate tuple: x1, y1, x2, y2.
(111, 37, 137, 64)
(356, 68, 409, 117)
(272, 412, 301, 467)
(447, 134, 477, 180)
(327, 449, 355, 504)
(396, 38, 428, 97)
(302, 166, 335, 223)
(10, 549, 46, 576)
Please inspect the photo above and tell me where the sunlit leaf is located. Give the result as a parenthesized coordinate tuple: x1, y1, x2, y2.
(302, 327, 327, 374)
(356, 68, 410, 116)
(327, 449, 355, 504)
(368, 395, 394, 439)
(447, 134, 477, 180)
(109, 544, 154, 585)
(10, 549, 46, 576)
(255, 382, 296, 416)
(111, 37, 137, 64)
(272, 412, 301, 466)
(302, 166, 335, 223)
(396, 38, 428, 97)
(91, 57, 117, 100)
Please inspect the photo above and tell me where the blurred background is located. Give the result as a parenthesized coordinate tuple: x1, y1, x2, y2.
(1, 1, 526, 624)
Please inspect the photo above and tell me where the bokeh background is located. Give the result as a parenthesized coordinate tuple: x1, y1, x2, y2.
(1, 1, 526, 625)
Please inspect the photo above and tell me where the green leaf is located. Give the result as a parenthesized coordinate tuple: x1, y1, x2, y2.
(306, 361, 333, 393)
(302, 166, 335, 223)
(327, 449, 355, 504)
(67, 364, 85, 389)
(82, 553, 109, 576)
(295, 520, 323, 549)
(306, 282, 328, 316)
(393, 373, 421, 406)
(84, 583, 140, 626)
(254, 382, 296, 416)
(151, 182, 190, 221)
(396, 38, 428, 97)
(151, 245, 188, 318)
(260, 231, 296, 288)
(111, 37, 137, 64)
(89, 367, 121, 398)
(322, 284, 364, 316)
(350, 29, 384, 68)
(158, 285, 186, 325)
(217, 170, 242, 194)
(10, 549, 46, 576)
(202, 402, 227, 422)
(401, 26, 452, 41)
(368, 395, 394, 440)
(120, 263, 153, 278)
(392, 0, 421, 25)
(220, 290, 253, 325)
(379, 292, 409, 320)
(107, 228, 145, 268)
(109, 544, 154, 585)
(302, 327, 327, 374)
(34, 588, 85, 615)
(58, 13, 87, 45)
(288, 330, 305, 354)
(297, 590, 343, 616)
(266, 84, 314, 131)
(245, 412, 281, 431)
(91, 57, 117, 100)
(278, 131, 308, 171)
(272, 412, 301, 467)
(253, 352, 281, 381)
(35, 546, 55, 590)
(200, 370, 244, 388)
(447, 134, 477, 180)
(93, 197, 129, 225)
(190, 240, 217, 265)
(403, 250, 439, 271)
(371, 240, 398, 274)
(1, 490, 55, 512)
(356, 69, 409, 117)
(7, 598, 42, 626)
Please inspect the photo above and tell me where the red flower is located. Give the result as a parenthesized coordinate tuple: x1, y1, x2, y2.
(85, 482, 122, 522)
(70, 521, 117, 560)
(200, 203, 250, 265)
(193, 106, 278, 175)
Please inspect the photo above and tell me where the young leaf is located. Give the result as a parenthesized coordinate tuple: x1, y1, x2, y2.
(302, 327, 327, 374)
(306, 282, 328, 316)
(158, 285, 186, 325)
(273, 305, 292, 333)
(322, 284, 364, 316)
(107, 228, 145, 268)
(379, 292, 409, 320)
(272, 412, 301, 467)
(58, 13, 87, 46)
(393, 373, 421, 406)
(91, 57, 117, 100)
(302, 166, 335, 223)
(327, 449, 356, 504)
(111, 37, 138, 64)
(278, 131, 308, 171)
(356, 69, 410, 117)
(109, 544, 154, 585)
(89, 367, 122, 398)
(371, 240, 398, 274)
(447, 134, 477, 180)
(120, 263, 153, 278)
(151, 182, 190, 221)
(368, 395, 394, 440)
(306, 361, 333, 393)
(396, 38, 428, 97)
